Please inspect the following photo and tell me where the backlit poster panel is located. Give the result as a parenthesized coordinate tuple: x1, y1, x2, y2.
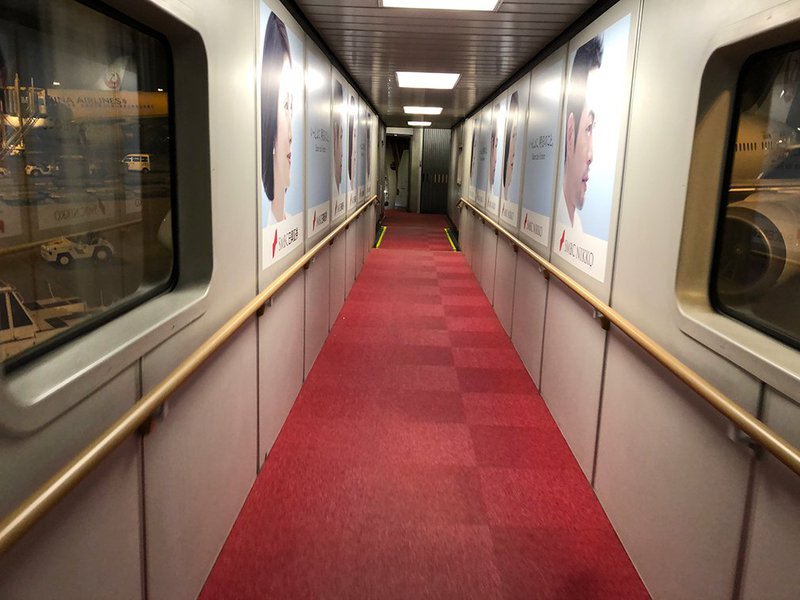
(330, 70, 348, 224)
(464, 118, 476, 201)
(499, 74, 531, 231)
(305, 47, 331, 242)
(366, 110, 374, 198)
(346, 90, 357, 212)
(357, 99, 367, 203)
(486, 96, 506, 219)
(553, 13, 632, 282)
(259, 3, 305, 270)
(0, 203, 22, 238)
(519, 51, 566, 248)
(475, 108, 491, 209)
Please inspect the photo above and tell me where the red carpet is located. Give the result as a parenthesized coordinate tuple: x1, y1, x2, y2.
(199, 210, 649, 599)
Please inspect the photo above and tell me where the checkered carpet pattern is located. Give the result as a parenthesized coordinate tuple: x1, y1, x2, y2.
(199, 210, 649, 599)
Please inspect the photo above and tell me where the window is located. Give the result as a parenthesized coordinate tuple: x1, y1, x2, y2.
(711, 44, 800, 348)
(0, 0, 174, 367)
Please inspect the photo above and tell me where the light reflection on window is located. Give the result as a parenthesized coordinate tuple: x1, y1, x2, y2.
(0, 0, 174, 367)
(713, 46, 800, 348)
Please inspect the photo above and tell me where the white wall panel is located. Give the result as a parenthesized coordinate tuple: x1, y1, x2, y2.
(742, 389, 800, 600)
(258, 274, 305, 461)
(144, 322, 258, 600)
(305, 246, 331, 378)
(493, 235, 517, 336)
(540, 279, 606, 478)
(355, 213, 365, 276)
(511, 256, 549, 388)
(479, 223, 498, 302)
(345, 224, 358, 296)
(472, 218, 484, 284)
(458, 207, 473, 267)
(595, 331, 756, 599)
(0, 369, 142, 600)
(330, 233, 347, 325)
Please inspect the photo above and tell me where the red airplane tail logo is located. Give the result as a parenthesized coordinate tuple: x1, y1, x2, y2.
(559, 230, 566, 252)
(272, 229, 278, 258)
(313, 210, 317, 230)
(523, 214, 528, 229)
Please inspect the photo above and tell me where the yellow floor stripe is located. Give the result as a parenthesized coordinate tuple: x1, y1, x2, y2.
(375, 226, 387, 248)
(444, 228, 457, 251)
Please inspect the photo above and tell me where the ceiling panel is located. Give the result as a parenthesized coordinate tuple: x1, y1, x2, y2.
(294, 0, 597, 127)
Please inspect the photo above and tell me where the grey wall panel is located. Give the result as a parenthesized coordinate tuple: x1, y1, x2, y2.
(511, 255, 548, 388)
(742, 388, 800, 600)
(539, 279, 606, 478)
(144, 321, 258, 600)
(345, 224, 358, 296)
(409, 129, 423, 213)
(472, 218, 484, 284)
(305, 246, 331, 379)
(493, 235, 517, 336)
(479, 223, 498, 304)
(355, 213, 365, 276)
(458, 207, 473, 267)
(595, 330, 756, 599)
(258, 275, 305, 462)
(0, 369, 142, 600)
(330, 233, 347, 326)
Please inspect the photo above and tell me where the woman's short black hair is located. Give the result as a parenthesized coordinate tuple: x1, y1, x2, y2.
(261, 12, 291, 201)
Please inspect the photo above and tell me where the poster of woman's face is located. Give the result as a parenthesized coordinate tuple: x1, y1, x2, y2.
(331, 73, 347, 222)
(487, 100, 506, 217)
(346, 93, 357, 210)
(499, 76, 529, 231)
(259, 3, 305, 272)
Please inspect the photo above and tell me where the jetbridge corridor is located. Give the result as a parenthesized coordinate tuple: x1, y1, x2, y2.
(0, 1, 799, 599)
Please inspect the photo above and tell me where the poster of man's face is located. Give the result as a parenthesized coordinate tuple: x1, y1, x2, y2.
(554, 13, 633, 283)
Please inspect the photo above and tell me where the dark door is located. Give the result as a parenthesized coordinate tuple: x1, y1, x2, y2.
(421, 128, 450, 214)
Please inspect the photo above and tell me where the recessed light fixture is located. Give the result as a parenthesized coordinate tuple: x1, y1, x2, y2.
(157, 88, 164, 92)
(52, 81, 61, 86)
(381, 0, 501, 11)
(403, 106, 443, 115)
(397, 71, 460, 89)
(408, 121, 432, 127)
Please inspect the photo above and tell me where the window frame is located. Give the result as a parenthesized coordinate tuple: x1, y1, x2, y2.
(676, 5, 800, 402)
(0, 0, 213, 434)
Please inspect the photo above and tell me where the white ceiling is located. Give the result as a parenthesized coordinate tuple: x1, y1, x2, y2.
(293, 0, 597, 127)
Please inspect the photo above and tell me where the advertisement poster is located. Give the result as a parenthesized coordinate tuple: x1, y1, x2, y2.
(464, 118, 476, 201)
(37, 198, 108, 230)
(357, 99, 367, 204)
(330, 70, 348, 223)
(366, 111, 374, 198)
(346, 90, 357, 212)
(259, 3, 305, 269)
(0, 202, 23, 238)
(475, 108, 491, 209)
(486, 97, 506, 219)
(520, 52, 565, 248)
(553, 14, 631, 282)
(305, 48, 331, 241)
(499, 74, 530, 230)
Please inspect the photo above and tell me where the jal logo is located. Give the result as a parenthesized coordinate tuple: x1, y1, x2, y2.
(104, 71, 121, 90)
(272, 229, 278, 258)
(559, 230, 565, 252)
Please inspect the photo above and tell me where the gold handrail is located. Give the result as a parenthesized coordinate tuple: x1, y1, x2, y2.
(0, 197, 378, 556)
(458, 198, 800, 476)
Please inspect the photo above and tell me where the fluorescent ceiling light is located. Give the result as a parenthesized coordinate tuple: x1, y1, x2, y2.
(408, 121, 432, 127)
(382, 0, 500, 10)
(403, 106, 443, 115)
(397, 71, 460, 89)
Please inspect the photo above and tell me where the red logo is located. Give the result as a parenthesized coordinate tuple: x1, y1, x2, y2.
(559, 230, 566, 252)
(104, 71, 121, 90)
(313, 210, 317, 230)
(272, 229, 278, 258)
(523, 213, 528, 229)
